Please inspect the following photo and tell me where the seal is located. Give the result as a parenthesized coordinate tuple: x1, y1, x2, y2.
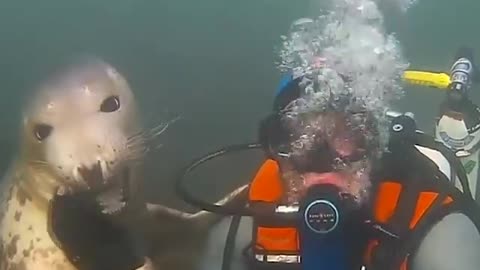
(0, 58, 247, 270)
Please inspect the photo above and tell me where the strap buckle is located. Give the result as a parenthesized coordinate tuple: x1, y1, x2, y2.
(254, 254, 301, 263)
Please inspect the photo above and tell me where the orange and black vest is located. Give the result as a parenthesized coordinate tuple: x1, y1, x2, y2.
(362, 179, 453, 270)
(361, 169, 480, 270)
(248, 159, 301, 264)
(248, 157, 480, 269)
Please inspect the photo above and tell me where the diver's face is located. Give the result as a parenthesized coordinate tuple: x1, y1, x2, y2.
(278, 111, 377, 204)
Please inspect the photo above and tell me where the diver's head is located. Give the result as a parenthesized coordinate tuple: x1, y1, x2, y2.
(260, 71, 382, 204)
(262, 105, 380, 204)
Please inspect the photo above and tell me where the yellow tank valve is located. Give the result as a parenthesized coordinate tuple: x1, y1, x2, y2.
(402, 70, 451, 89)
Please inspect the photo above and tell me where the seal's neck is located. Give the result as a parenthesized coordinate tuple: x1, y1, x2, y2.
(15, 162, 60, 211)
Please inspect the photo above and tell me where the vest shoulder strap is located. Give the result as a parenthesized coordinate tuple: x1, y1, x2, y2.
(367, 176, 479, 270)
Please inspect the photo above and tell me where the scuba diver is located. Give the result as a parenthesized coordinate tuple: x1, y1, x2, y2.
(403, 47, 480, 201)
(182, 70, 480, 270)
(253, 71, 480, 270)
(246, 70, 364, 270)
(178, 65, 480, 270)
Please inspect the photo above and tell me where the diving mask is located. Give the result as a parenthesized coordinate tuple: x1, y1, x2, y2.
(275, 112, 375, 174)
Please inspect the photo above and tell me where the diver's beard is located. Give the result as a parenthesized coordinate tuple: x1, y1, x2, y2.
(337, 160, 372, 204)
(280, 160, 372, 206)
(280, 169, 305, 204)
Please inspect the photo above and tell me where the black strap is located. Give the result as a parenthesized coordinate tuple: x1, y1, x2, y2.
(368, 194, 451, 270)
(48, 192, 146, 270)
(368, 144, 466, 270)
(370, 173, 473, 270)
(381, 145, 432, 234)
(388, 177, 421, 235)
(396, 191, 450, 269)
(366, 110, 480, 269)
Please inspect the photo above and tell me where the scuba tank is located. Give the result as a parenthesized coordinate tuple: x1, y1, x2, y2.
(435, 48, 480, 198)
(435, 48, 480, 156)
(403, 47, 480, 200)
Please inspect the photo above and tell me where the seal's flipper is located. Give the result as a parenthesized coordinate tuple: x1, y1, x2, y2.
(144, 184, 249, 233)
(187, 184, 249, 228)
(142, 203, 200, 234)
(140, 185, 248, 270)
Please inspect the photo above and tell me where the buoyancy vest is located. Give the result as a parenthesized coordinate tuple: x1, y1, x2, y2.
(362, 152, 480, 270)
(248, 159, 301, 264)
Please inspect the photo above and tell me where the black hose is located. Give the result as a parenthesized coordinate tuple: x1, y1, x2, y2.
(175, 144, 258, 270)
(389, 114, 474, 200)
(175, 142, 262, 216)
(221, 215, 242, 270)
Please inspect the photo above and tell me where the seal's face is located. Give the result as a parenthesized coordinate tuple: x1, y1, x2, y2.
(21, 59, 142, 198)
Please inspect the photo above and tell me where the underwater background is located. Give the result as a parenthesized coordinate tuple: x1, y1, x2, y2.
(0, 0, 478, 210)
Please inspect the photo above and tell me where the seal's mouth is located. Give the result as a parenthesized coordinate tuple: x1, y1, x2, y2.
(75, 162, 131, 215)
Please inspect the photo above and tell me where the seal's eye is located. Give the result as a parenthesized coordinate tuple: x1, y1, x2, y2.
(100, 96, 120, 112)
(34, 124, 53, 141)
